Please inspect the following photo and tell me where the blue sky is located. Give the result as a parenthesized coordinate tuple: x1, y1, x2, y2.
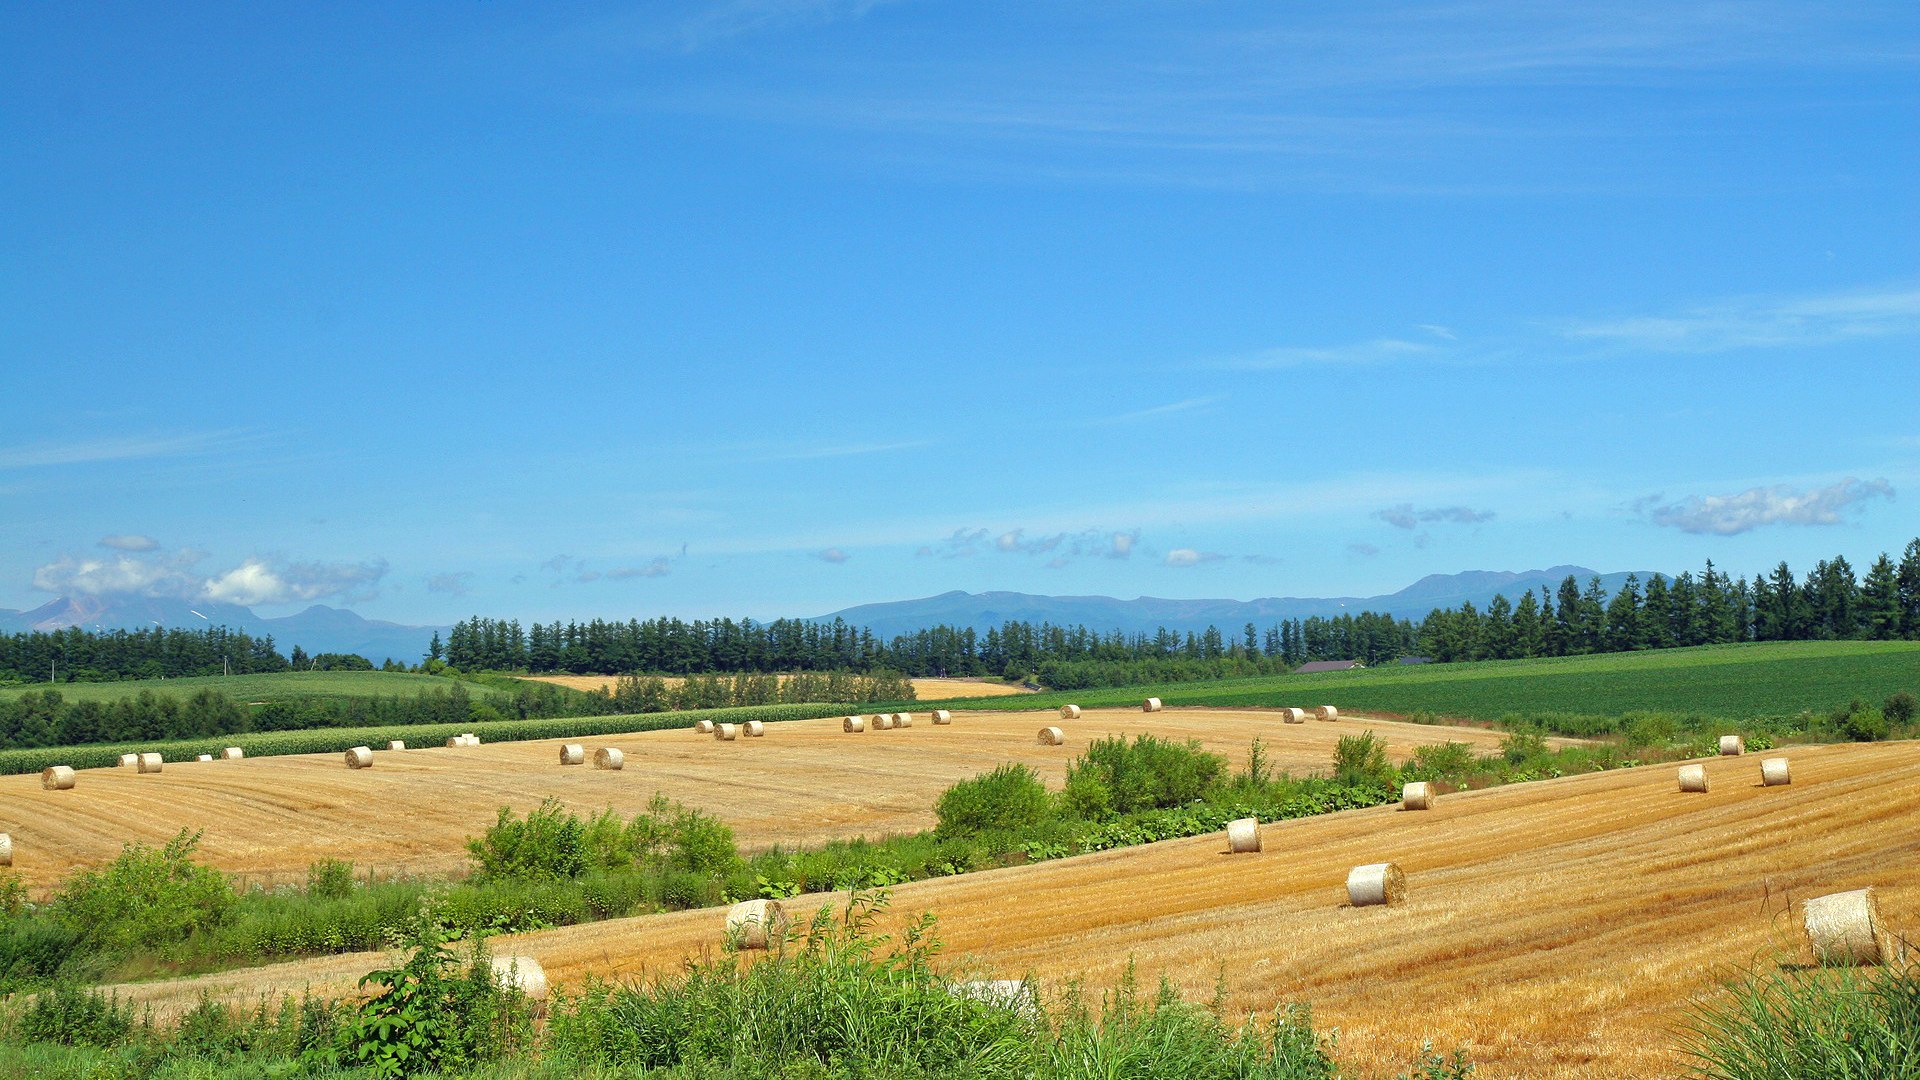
(2, 1, 1917, 625)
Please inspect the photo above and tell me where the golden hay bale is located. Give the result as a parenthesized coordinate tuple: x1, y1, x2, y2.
(715, 723, 739, 741)
(136, 752, 163, 774)
(931, 709, 952, 724)
(560, 743, 586, 766)
(1719, 735, 1745, 756)
(843, 715, 867, 733)
(1761, 757, 1791, 786)
(1803, 888, 1885, 966)
(1143, 697, 1163, 712)
(1347, 862, 1407, 907)
(446, 736, 464, 748)
(344, 746, 374, 769)
(895, 712, 913, 728)
(593, 747, 624, 770)
(118, 753, 139, 767)
(1280, 708, 1306, 724)
(1401, 782, 1434, 811)
(221, 747, 244, 760)
(1315, 705, 1339, 721)
(1038, 726, 1065, 746)
(1059, 704, 1082, 719)
(0, 834, 10, 867)
(463, 733, 481, 746)
(489, 955, 549, 999)
(1678, 764, 1709, 793)
(196, 754, 213, 762)
(1226, 817, 1261, 853)
(41, 765, 76, 791)
(874, 713, 896, 730)
(725, 898, 788, 950)
(695, 719, 716, 734)
(388, 740, 407, 752)
(744, 720, 766, 737)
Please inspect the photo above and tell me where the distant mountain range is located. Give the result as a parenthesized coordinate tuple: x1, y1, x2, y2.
(0, 595, 447, 666)
(815, 566, 1656, 639)
(0, 566, 1655, 663)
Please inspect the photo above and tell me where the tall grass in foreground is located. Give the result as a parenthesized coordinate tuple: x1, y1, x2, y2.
(1681, 957, 1920, 1080)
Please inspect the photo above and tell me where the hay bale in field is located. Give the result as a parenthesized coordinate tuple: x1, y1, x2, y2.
(1280, 708, 1306, 724)
(744, 720, 766, 737)
(0, 834, 10, 867)
(695, 719, 716, 735)
(843, 715, 866, 733)
(874, 713, 896, 730)
(894, 712, 913, 728)
(463, 733, 480, 746)
(446, 736, 464, 748)
(560, 743, 586, 766)
(221, 747, 244, 760)
(593, 747, 624, 770)
(41, 765, 75, 790)
(489, 955, 549, 1000)
(345, 746, 374, 769)
(388, 740, 407, 752)
(119, 753, 139, 768)
(1059, 704, 1082, 719)
(136, 752, 163, 774)
(1143, 697, 1163, 712)
(1226, 817, 1261, 853)
(1347, 862, 1406, 907)
(1803, 888, 1885, 967)
(1719, 735, 1745, 756)
(948, 979, 1038, 1016)
(1678, 764, 1709, 793)
(1761, 757, 1791, 786)
(715, 723, 739, 741)
(1315, 706, 1339, 721)
(1402, 782, 1434, 811)
(1038, 726, 1065, 746)
(932, 709, 952, 724)
(196, 754, 213, 762)
(725, 898, 788, 950)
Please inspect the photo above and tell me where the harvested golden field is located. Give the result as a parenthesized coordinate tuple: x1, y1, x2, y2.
(0, 708, 1522, 892)
(104, 741, 1919, 1080)
(515, 674, 1031, 699)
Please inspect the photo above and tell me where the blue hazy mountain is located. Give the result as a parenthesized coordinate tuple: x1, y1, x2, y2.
(0, 594, 446, 666)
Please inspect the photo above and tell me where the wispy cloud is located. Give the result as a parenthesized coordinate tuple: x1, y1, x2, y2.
(1347, 542, 1381, 557)
(426, 572, 475, 596)
(1087, 397, 1219, 425)
(813, 547, 850, 564)
(668, 0, 898, 50)
(98, 534, 160, 553)
(31, 545, 388, 607)
(1375, 504, 1497, 530)
(1208, 338, 1438, 371)
(1563, 285, 1920, 353)
(0, 431, 242, 470)
(1639, 477, 1894, 535)
(1163, 548, 1226, 568)
(607, 558, 674, 578)
(748, 439, 936, 462)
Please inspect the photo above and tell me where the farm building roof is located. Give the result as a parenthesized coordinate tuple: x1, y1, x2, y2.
(1293, 660, 1364, 673)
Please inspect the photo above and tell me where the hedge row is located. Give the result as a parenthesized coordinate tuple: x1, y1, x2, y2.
(0, 703, 855, 776)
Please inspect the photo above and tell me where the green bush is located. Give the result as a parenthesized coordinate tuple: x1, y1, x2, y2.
(15, 986, 134, 1048)
(1833, 700, 1891, 742)
(936, 764, 1054, 839)
(54, 830, 234, 955)
(306, 859, 355, 901)
(329, 927, 533, 1077)
(1063, 735, 1224, 820)
(1332, 732, 1396, 789)
(1882, 690, 1915, 727)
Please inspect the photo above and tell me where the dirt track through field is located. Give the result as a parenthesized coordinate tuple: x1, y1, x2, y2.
(0, 708, 1526, 891)
(98, 741, 1920, 1080)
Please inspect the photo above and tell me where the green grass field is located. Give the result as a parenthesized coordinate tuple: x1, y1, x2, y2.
(917, 641, 1920, 727)
(0, 670, 504, 705)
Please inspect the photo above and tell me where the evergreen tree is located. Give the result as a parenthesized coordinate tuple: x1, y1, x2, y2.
(1898, 539, 1920, 638)
(1861, 554, 1902, 640)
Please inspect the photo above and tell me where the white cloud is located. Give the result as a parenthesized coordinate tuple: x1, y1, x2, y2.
(814, 548, 850, 564)
(1375, 504, 1497, 530)
(1105, 531, 1138, 560)
(1562, 285, 1920, 353)
(33, 547, 386, 606)
(1163, 548, 1225, 567)
(0, 431, 241, 470)
(98, 534, 160, 552)
(996, 528, 1064, 555)
(1641, 477, 1895, 535)
(204, 557, 388, 606)
(32, 550, 206, 599)
(1347, 542, 1381, 557)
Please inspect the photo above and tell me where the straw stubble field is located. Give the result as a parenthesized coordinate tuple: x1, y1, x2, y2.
(517, 674, 1034, 698)
(0, 707, 1530, 891)
(100, 740, 1920, 1080)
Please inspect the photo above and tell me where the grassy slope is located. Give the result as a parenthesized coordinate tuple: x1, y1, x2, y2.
(0, 670, 507, 704)
(916, 640, 1920, 723)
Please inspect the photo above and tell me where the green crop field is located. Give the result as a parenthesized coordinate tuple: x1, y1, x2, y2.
(916, 641, 1920, 728)
(0, 670, 507, 705)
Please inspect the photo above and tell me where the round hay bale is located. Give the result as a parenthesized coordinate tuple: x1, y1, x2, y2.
(843, 715, 867, 733)
(41, 765, 76, 790)
(1059, 704, 1082, 720)
(136, 752, 163, 774)
(874, 713, 896, 730)
(1761, 757, 1791, 786)
(695, 719, 716, 735)
(1402, 781, 1434, 811)
(1678, 764, 1709, 793)
(463, 733, 481, 746)
(1719, 735, 1745, 756)
(0, 834, 10, 867)
(715, 723, 739, 741)
(489, 955, 549, 1000)
(593, 746, 624, 770)
(895, 712, 913, 728)
(344, 746, 374, 769)
(221, 747, 244, 760)
(1280, 708, 1306, 724)
(118, 753, 139, 768)
(560, 743, 586, 766)
(1347, 862, 1406, 907)
(948, 979, 1038, 1016)
(1803, 888, 1885, 966)
(931, 709, 952, 724)
(725, 898, 788, 950)
(196, 754, 214, 762)
(1226, 816, 1261, 853)
(1037, 726, 1065, 746)
(1315, 705, 1339, 721)
(1143, 697, 1163, 712)
(446, 736, 464, 748)
(744, 720, 766, 737)
(388, 740, 407, 752)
